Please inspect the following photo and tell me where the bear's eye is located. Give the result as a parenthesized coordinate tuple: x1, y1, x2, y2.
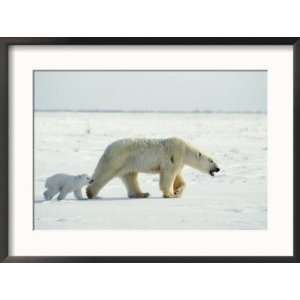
(208, 158, 213, 163)
(198, 152, 202, 158)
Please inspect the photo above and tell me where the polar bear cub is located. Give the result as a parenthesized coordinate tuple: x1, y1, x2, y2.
(43, 173, 94, 200)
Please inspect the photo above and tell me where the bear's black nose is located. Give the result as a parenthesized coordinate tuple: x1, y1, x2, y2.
(215, 167, 220, 172)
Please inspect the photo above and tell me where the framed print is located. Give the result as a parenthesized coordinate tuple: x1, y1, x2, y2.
(0, 37, 299, 262)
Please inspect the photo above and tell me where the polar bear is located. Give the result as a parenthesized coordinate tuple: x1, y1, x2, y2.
(86, 137, 220, 199)
(43, 173, 94, 200)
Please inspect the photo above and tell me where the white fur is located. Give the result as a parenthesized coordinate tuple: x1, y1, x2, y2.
(87, 137, 220, 199)
(44, 173, 91, 200)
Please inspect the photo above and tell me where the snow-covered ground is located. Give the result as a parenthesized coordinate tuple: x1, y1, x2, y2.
(34, 112, 267, 229)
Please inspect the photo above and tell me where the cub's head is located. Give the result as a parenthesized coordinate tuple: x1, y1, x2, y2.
(75, 174, 94, 187)
(185, 145, 220, 177)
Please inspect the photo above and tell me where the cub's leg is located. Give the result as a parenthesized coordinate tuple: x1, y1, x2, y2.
(121, 172, 150, 198)
(159, 169, 177, 198)
(57, 187, 70, 200)
(173, 174, 186, 198)
(74, 189, 84, 200)
(43, 187, 59, 200)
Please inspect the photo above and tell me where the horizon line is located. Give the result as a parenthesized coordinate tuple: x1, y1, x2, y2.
(34, 109, 267, 114)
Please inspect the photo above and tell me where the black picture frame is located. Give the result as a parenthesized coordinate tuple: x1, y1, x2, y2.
(0, 37, 299, 263)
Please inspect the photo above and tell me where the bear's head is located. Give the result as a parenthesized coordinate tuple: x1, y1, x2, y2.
(75, 174, 94, 187)
(185, 144, 220, 177)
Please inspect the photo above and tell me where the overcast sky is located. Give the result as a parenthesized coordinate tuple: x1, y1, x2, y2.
(34, 70, 267, 112)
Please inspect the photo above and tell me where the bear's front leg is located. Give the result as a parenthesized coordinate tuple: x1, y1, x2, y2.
(159, 169, 177, 198)
(173, 174, 186, 198)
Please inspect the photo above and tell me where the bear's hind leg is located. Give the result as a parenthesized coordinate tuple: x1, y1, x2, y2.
(159, 169, 177, 198)
(121, 172, 150, 198)
(173, 174, 186, 198)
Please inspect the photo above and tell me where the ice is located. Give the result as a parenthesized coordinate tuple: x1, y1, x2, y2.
(34, 112, 267, 229)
